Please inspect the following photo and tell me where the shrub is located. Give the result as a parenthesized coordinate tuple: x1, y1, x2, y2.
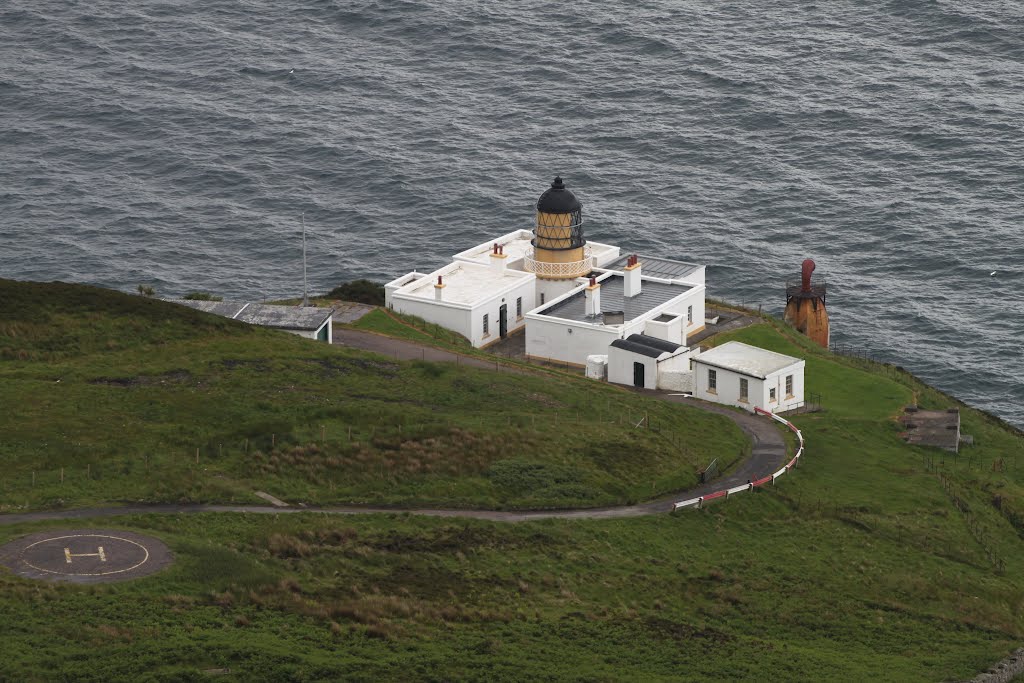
(323, 279, 384, 305)
(183, 291, 223, 301)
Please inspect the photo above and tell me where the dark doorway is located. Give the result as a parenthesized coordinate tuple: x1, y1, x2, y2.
(499, 304, 508, 338)
(633, 361, 645, 388)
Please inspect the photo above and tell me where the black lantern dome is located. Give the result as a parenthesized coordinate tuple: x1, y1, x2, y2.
(536, 176, 582, 214)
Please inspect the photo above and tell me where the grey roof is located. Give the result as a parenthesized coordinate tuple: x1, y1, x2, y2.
(605, 254, 702, 281)
(171, 299, 333, 331)
(694, 341, 802, 379)
(610, 333, 685, 359)
(610, 338, 666, 358)
(626, 334, 684, 354)
(538, 275, 694, 324)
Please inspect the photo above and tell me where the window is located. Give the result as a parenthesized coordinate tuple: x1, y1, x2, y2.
(785, 375, 793, 397)
(687, 305, 693, 325)
(483, 314, 489, 336)
(516, 297, 522, 318)
(540, 293, 545, 305)
(739, 378, 749, 402)
(708, 369, 717, 394)
(770, 387, 777, 402)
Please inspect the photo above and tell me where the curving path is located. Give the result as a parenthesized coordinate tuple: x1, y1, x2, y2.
(0, 332, 787, 526)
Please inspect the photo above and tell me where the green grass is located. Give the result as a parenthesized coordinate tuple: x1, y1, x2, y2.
(3, 281, 1024, 680)
(0, 279, 745, 511)
(0, 507, 1019, 682)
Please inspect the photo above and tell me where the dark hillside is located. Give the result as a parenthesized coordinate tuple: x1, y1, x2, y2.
(0, 279, 252, 361)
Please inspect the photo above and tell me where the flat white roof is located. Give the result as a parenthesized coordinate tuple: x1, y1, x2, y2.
(694, 341, 803, 379)
(452, 230, 621, 269)
(452, 230, 536, 265)
(395, 261, 532, 306)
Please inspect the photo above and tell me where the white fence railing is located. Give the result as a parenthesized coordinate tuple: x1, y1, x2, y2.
(522, 246, 593, 279)
(673, 407, 804, 510)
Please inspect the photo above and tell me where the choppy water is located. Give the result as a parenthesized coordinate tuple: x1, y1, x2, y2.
(2, 0, 1022, 426)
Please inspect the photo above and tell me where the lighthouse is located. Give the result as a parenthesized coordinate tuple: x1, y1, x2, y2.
(526, 177, 591, 280)
(784, 258, 830, 348)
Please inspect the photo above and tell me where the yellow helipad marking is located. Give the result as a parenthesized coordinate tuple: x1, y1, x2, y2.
(22, 534, 150, 576)
(64, 546, 106, 563)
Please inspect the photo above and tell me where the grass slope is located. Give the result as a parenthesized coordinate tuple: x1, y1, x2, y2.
(3, 284, 1024, 680)
(0, 279, 745, 510)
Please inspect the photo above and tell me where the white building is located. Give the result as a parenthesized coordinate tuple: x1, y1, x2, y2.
(607, 334, 693, 390)
(384, 259, 535, 347)
(692, 341, 805, 413)
(525, 268, 705, 367)
(385, 177, 708, 360)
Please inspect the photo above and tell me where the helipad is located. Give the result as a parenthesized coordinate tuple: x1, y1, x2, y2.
(0, 529, 173, 583)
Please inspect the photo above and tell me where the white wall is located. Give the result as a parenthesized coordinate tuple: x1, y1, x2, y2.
(526, 315, 622, 366)
(761, 363, 806, 413)
(630, 281, 705, 345)
(533, 278, 581, 310)
(657, 350, 691, 375)
(693, 363, 765, 412)
(390, 274, 535, 348)
(384, 272, 426, 309)
(655, 351, 693, 390)
(467, 277, 537, 347)
(608, 349, 658, 389)
(658, 370, 693, 392)
(679, 292, 705, 342)
(390, 295, 473, 342)
(693, 360, 805, 412)
(644, 315, 683, 345)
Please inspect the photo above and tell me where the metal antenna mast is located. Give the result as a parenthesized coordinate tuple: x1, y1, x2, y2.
(301, 212, 309, 307)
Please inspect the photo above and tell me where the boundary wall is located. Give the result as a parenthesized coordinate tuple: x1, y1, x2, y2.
(673, 407, 804, 510)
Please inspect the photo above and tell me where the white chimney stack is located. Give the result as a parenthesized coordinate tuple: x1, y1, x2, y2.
(585, 276, 601, 317)
(434, 275, 445, 301)
(489, 243, 507, 273)
(624, 254, 642, 298)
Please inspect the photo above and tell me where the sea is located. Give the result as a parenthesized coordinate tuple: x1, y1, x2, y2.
(1, 0, 1022, 427)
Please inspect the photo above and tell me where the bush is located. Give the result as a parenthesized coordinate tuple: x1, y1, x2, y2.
(184, 291, 223, 301)
(324, 279, 384, 306)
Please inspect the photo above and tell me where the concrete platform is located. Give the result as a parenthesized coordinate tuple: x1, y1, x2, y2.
(900, 406, 960, 453)
(0, 529, 173, 583)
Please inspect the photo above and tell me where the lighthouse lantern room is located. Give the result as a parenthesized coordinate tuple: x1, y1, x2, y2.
(523, 176, 592, 281)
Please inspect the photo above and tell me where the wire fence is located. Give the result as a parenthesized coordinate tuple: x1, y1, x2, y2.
(0, 401, 736, 509)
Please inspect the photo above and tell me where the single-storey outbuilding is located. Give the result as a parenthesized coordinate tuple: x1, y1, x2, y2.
(608, 333, 691, 390)
(172, 300, 334, 343)
(693, 341, 804, 413)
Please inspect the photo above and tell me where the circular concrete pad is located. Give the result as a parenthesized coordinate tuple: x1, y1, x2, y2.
(0, 529, 173, 584)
